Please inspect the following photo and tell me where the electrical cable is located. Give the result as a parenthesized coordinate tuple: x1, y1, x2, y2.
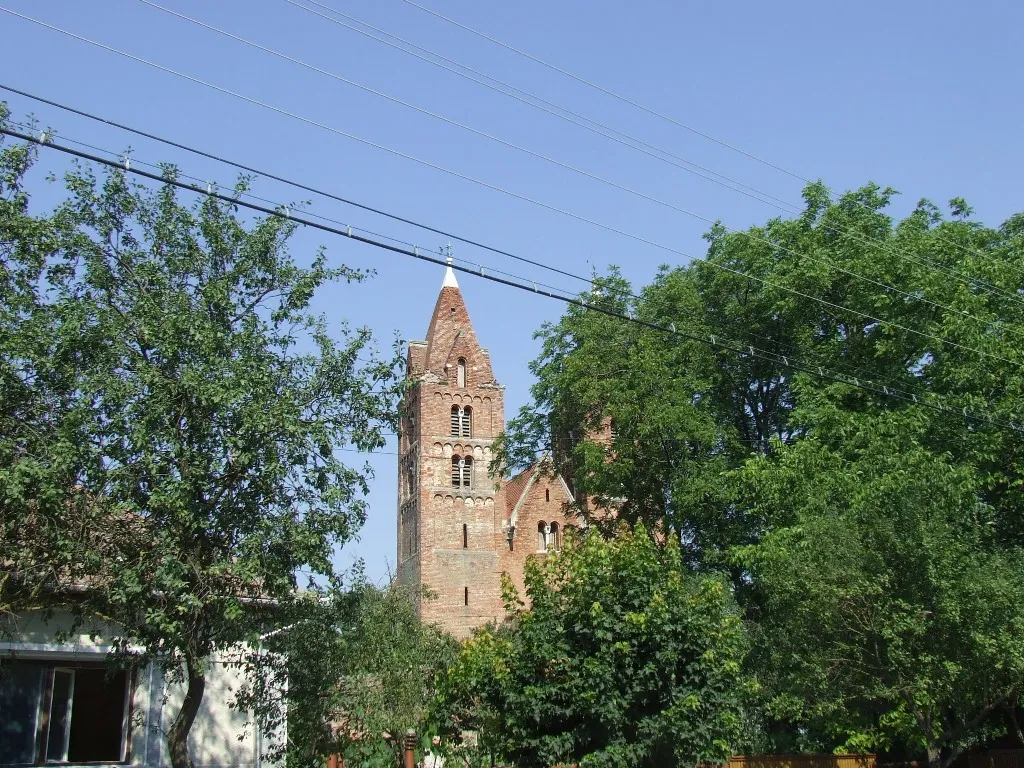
(138, 0, 1022, 334)
(0, 11, 1012, 366)
(6, 126, 1020, 435)
(390, 0, 1024, 290)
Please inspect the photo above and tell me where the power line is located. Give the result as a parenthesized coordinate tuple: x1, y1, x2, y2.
(396, 0, 806, 184)
(282, 0, 1024, 311)
(389, 0, 1024, 293)
(2, 11, 1014, 366)
(0, 83, 592, 291)
(139, 0, 1022, 337)
(6, 127, 1020, 436)
(7, 119, 904, 407)
(284, 0, 794, 213)
(1, 92, 898, 379)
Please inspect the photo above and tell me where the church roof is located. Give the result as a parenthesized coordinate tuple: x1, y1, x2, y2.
(504, 466, 536, 520)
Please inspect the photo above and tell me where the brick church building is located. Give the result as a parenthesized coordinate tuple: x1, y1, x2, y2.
(395, 264, 581, 638)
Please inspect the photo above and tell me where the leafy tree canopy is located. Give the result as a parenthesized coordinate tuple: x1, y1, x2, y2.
(0, 107, 403, 768)
(497, 179, 1024, 761)
(236, 576, 457, 768)
(434, 524, 749, 768)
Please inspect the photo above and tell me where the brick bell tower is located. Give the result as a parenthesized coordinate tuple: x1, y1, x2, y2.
(396, 263, 507, 638)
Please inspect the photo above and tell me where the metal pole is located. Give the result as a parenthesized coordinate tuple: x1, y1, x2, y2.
(403, 729, 416, 768)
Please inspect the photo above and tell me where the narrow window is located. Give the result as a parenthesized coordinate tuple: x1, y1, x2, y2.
(450, 405, 460, 437)
(462, 456, 473, 488)
(462, 523, 468, 549)
(464, 586, 469, 606)
(457, 358, 467, 387)
(451, 456, 461, 487)
(550, 522, 561, 551)
(462, 406, 472, 437)
(538, 521, 547, 551)
(545, 488, 550, 502)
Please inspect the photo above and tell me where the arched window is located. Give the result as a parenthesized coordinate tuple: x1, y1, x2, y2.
(462, 456, 473, 488)
(451, 456, 461, 487)
(462, 523, 468, 549)
(451, 406, 473, 438)
(550, 522, 561, 551)
(457, 358, 467, 387)
(538, 521, 547, 552)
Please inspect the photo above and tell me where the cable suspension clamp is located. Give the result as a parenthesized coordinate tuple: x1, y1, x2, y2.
(346, 225, 351, 237)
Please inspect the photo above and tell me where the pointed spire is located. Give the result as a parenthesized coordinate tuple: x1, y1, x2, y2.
(442, 242, 459, 288)
(442, 265, 459, 289)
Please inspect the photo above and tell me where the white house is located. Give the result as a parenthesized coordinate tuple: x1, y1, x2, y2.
(0, 611, 278, 768)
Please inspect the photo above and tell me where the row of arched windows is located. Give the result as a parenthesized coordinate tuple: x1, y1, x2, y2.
(451, 455, 473, 488)
(450, 405, 472, 437)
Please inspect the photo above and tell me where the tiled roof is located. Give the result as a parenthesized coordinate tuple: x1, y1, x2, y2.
(503, 465, 536, 521)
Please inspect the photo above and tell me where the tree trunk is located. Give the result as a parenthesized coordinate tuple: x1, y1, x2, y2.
(926, 746, 942, 768)
(166, 655, 207, 768)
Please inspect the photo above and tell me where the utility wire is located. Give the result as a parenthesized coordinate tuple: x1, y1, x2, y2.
(0, 83, 590, 290)
(3, 10, 1015, 366)
(284, 0, 792, 212)
(140, 0, 1021, 336)
(6, 127, 1020, 436)
(396, 0, 805, 183)
(3, 90, 890, 375)
(391, 0, 1024, 290)
(291, 0, 1024, 308)
(7, 115, 896, 398)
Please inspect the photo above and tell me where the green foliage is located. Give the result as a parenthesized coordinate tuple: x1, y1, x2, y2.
(0, 108, 403, 767)
(499, 178, 1024, 762)
(734, 412, 1024, 767)
(434, 524, 749, 768)
(236, 576, 457, 768)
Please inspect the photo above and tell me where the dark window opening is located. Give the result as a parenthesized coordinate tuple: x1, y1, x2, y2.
(462, 456, 473, 488)
(464, 587, 469, 606)
(451, 456, 461, 487)
(450, 405, 460, 437)
(545, 488, 550, 502)
(462, 523, 468, 549)
(0, 662, 131, 766)
(550, 522, 561, 552)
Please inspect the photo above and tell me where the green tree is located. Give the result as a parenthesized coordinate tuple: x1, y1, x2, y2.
(0, 112, 402, 768)
(236, 577, 457, 768)
(498, 179, 1024, 759)
(734, 411, 1024, 768)
(434, 524, 749, 768)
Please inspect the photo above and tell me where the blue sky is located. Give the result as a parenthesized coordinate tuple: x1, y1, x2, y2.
(2, 0, 1022, 583)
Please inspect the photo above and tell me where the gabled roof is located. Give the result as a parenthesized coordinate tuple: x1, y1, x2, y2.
(504, 461, 576, 529)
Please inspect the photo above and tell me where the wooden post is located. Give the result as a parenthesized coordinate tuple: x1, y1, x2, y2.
(403, 729, 416, 768)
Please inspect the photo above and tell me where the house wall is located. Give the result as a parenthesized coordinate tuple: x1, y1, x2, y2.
(0, 611, 278, 768)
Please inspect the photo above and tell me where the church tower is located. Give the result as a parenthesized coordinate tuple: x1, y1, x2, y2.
(396, 265, 507, 637)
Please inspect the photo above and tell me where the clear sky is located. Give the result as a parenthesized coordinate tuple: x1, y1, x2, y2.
(2, 0, 1022, 583)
